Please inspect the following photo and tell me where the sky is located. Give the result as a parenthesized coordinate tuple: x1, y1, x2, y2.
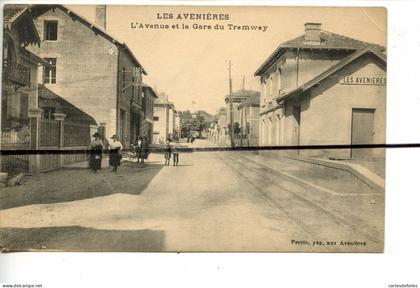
(70, 5, 387, 114)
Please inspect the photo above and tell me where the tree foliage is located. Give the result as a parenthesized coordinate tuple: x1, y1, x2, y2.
(179, 110, 215, 138)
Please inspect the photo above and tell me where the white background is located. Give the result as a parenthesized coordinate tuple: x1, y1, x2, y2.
(1, 1, 420, 288)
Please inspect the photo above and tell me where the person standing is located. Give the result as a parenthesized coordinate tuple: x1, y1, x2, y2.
(109, 135, 123, 173)
(89, 132, 103, 173)
(134, 135, 142, 163)
(140, 136, 149, 164)
(172, 140, 180, 166)
(164, 140, 171, 166)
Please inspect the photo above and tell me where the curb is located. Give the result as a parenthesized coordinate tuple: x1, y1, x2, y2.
(284, 155, 385, 192)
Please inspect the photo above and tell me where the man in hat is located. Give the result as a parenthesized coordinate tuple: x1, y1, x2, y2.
(109, 134, 123, 173)
(89, 132, 104, 173)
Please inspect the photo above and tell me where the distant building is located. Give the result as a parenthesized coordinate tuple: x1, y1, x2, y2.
(237, 93, 260, 147)
(27, 4, 147, 148)
(153, 93, 177, 144)
(210, 107, 228, 146)
(255, 23, 386, 158)
(225, 90, 259, 146)
(224, 90, 258, 132)
(141, 84, 159, 143)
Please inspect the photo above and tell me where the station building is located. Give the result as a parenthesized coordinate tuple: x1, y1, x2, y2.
(255, 23, 386, 159)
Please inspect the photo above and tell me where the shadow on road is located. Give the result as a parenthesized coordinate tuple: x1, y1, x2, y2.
(0, 226, 165, 252)
(0, 162, 164, 210)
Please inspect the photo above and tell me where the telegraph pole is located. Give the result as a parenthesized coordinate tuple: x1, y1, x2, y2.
(228, 60, 234, 148)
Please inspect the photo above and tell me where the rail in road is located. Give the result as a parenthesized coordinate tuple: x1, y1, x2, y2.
(216, 152, 383, 248)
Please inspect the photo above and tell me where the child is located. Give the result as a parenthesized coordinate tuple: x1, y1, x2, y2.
(172, 140, 180, 166)
(164, 140, 171, 166)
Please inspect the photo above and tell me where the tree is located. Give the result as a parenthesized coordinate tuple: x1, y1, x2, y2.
(179, 110, 215, 138)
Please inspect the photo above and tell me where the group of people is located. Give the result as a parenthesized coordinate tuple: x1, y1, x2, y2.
(164, 139, 181, 166)
(88, 132, 123, 173)
(132, 135, 150, 164)
(89, 132, 181, 172)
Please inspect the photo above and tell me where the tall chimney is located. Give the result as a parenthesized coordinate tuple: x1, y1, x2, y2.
(95, 5, 106, 29)
(304, 23, 321, 45)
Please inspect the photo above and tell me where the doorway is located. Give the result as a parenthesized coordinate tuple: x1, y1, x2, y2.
(292, 106, 301, 146)
(351, 108, 375, 158)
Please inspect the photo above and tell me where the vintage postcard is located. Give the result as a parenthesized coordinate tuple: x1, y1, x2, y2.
(0, 4, 386, 252)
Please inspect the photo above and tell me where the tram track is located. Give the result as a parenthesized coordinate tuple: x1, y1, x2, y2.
(216, 152, 383, 245)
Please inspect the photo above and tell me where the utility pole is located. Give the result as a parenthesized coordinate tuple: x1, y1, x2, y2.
(228, 60, 234, 148)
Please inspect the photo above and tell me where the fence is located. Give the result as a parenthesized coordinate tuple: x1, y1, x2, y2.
(40, 119, 60, 147)
(1, 129, 30, 173)
(36, 120, 91, 172)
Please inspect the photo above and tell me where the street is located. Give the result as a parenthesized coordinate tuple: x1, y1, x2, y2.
(0, 139, 384, 252)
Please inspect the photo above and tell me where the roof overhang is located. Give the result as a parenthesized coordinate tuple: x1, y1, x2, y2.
(275, 45, 387, 104)
(3, 6, 41, 46)
(142, 83, 159, 98)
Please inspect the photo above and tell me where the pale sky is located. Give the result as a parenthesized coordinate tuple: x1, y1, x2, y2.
(70, 5, 387, 114)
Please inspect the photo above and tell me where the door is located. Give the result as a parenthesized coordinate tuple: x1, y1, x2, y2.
(119, 108, 127, 144)
(292, 106, 301, 147)
(351, 108, 375, 158)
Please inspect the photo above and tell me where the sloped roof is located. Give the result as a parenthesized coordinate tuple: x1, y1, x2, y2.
(276, 45, 387, 104)
(38, 84, 97, 125)
(255, 30, 386, 76)
(28, 4, 147, 75)
(142, 83, 159, 99)
(238, 93, 260, 108)
(225, 90, 259, 103)
(3, 4, 40, 45)
(3, 4, 28, 22)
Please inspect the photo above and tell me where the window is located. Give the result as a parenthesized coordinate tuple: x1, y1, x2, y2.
(19, 92, 29, 120)
(261, 81, 266, 104)
(122, 67, 126, 88)
(154, 116, 159, 121)
(43, 107, 55, 120)
(270, 76, 275, 97)
(44, 21, 58, 41)
(277, 68, 282, 94)
(43, 58, 56, 84)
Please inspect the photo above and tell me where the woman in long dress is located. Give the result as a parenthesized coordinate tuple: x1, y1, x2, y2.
(109, 134, 123, 173)
(89, 132, 103, 173)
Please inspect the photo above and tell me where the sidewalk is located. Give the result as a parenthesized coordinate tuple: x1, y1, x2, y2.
(241, 152, 382, 195)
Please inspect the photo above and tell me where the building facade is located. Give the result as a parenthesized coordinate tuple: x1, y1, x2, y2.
(225, 90, 258, 132)
(27, 5, 147, 148)
(153, 94, 177, 144)
(209, 107, 228, 146)
(255, 23, 386, 159)
(237, 93, 260, 147)
(141, 84, 158, 143)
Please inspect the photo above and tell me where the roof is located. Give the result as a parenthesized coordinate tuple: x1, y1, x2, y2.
(142, 83, 159, 99)
(276, 45, 387, 104)
(255, 30, 386, 76)
(3, 4, 40, 45)
(154, 94, 175, 110)
(225, 90, 260, 103)
(21, 48, 52, 67)
(38, 84, 97, 125)
(28, 4, 147, 75)
(3, 4, 28, 22)
(238, 93, 260, 109)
